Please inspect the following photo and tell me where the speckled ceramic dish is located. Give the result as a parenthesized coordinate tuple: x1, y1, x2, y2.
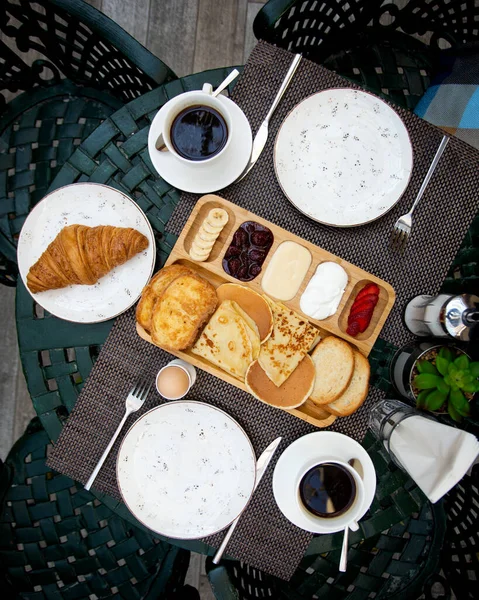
(274, 88, 413, 227)
(17, 183, 155, 323)
(117, 401, 256, 539)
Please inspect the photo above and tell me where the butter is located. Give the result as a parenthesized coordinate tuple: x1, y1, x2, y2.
(261, 241, 312, 301)
(300, 261, 348, 320)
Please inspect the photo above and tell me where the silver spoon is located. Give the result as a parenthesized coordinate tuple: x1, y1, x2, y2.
(339, 458, 364, 573)
(155, 69, 240, 151)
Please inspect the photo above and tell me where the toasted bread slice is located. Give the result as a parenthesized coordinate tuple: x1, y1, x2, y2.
(136, 264, 192, 332)
(309, 336, 355, 405)
(327, 351, 370, 416)
(150, 273, 217, 350)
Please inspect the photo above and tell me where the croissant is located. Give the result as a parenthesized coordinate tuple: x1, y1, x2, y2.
(27, 224, 149, 294)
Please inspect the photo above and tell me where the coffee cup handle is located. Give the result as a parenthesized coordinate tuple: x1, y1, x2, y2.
(155, 133, 168, 152)
(349, 520, 359, 532)
(202, 83, 213, 95)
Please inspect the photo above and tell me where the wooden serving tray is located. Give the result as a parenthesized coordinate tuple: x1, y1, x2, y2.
(137, 195, 395, 427)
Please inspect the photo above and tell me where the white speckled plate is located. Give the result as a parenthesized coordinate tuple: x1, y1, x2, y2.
(17, 183, 155, 323)
(274, 89, 413, 227)
(273, 432, 376, 534)
(117, 401, 256, 539)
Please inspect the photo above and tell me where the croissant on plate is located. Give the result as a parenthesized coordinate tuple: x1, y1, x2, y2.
(27, 224, 149, 294)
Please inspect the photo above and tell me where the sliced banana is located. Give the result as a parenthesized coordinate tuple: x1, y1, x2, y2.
(188, 207, 229, 262)
(189, 247, 210, 261)
(202, 221, 224, 235)
(206, 208, 228, 228)
(198, 230, 219, 243)
(192, 236, 215, 252)
(191, 239, 212, 254)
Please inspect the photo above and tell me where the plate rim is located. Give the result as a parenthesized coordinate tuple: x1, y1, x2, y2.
(147, 94, 253, 194)
(116, 399, 257, 539)
(273, 87, 414, 228)
(17, 182, 156, 324)
(272, 431, 376, 534)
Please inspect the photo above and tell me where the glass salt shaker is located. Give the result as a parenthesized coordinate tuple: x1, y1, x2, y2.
(404, 294, 478, 341)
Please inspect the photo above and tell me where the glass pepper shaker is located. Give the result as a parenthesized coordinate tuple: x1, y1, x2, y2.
(404, 294, 478, 341)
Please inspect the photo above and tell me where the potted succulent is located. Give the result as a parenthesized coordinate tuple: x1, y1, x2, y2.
(412, 347, 479, 421)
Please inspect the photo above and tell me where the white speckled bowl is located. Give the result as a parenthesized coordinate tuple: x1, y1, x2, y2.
(117, 401, 256, 539)
(17, 183, 156, 323)
(274, 88, 413, 227)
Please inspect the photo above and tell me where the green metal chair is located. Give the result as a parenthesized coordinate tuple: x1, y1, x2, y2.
(0, 418, 199, 599)
(0, 0, 176, 287)
(205, 464, 479, 600)
(205, 501, 445, 599)
(253, 0, 479, 111)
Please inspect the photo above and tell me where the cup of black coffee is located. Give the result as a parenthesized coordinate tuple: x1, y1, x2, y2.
(159, 85, 232, 164)
(296, 459, 365, 530)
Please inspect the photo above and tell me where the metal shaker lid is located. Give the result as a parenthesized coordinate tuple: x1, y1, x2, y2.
(444, 294, 479, 341)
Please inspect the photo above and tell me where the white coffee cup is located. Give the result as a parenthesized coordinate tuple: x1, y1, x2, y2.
(156, 359, 197, 400)
(295, 458, 365, 532)
(158, 84, 232, 165)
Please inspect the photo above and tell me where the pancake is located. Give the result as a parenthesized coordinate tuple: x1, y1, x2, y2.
(245, 355, 316, 409)
(230, 302, 260, 360)
(191, 300, 259, 379)
(258, 297, 319, 387)
(216, 283, 273, 342)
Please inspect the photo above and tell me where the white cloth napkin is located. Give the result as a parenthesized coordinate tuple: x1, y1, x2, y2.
(389, 415, 479, 503)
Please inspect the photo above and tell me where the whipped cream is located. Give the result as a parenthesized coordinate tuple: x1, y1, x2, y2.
(300, 262, 348, 320)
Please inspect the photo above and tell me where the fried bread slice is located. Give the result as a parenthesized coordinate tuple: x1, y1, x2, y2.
(150, 272, 217, 350)
(136, 264, 192, 333)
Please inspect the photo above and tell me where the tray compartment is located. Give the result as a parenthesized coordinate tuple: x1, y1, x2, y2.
(338, 278, 390, 341)
(183, 198, 236, 263)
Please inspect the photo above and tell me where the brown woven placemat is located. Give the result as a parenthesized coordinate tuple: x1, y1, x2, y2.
(168, 41, 479, 348)
(47, 305, 384, 581)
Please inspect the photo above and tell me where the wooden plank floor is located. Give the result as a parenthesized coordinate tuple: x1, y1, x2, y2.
(86, 0, 266, 77)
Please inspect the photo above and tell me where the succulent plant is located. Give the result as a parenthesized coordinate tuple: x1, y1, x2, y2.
(412, 347, 479, 422)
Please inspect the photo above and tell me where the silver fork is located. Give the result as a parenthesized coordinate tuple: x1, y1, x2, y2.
(390, 135, 449, 253)
(84, 378, 152, 491)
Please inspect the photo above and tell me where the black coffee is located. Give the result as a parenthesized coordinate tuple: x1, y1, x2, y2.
(170, 105, 228, 161)
(299, 463, 356, 518)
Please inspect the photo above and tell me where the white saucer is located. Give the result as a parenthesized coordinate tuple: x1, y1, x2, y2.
(272, 432, 376, 534)
(148, 96, 252, 194)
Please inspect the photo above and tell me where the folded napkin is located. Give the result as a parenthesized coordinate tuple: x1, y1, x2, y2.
(389, 415, 479, 503)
